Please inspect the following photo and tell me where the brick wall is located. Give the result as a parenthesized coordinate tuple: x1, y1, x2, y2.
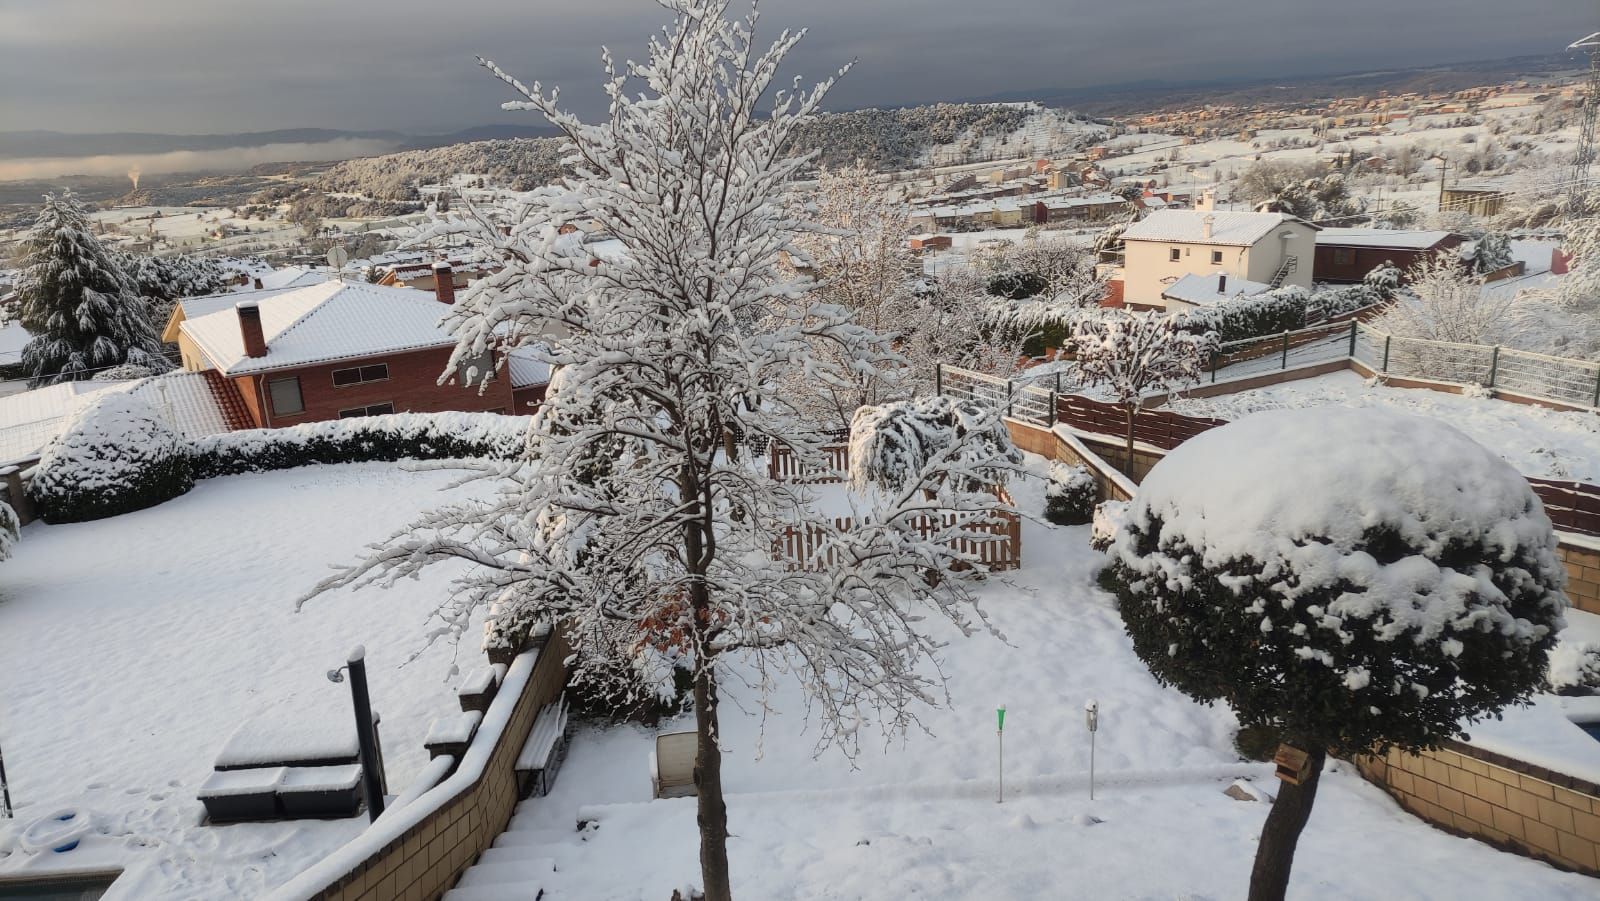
(1356, 742, 1600, 876)
(1003, 419, 1134, 502)
(1560, 543, 1600, 616)
(243, 347, 516, 429)
(289, 628, 571, 901)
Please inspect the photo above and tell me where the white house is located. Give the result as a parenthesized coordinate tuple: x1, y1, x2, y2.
(1160, 272, 1273, 312)
(1120, 210, 1318, 310)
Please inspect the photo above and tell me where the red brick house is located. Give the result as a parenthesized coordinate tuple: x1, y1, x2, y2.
(1313, 228, 1465, 284)
(177, 271, 549, 428)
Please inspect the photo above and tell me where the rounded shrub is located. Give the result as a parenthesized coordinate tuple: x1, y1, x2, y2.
(1044, 463, 1097, 525)
(31, 390, 193, 523)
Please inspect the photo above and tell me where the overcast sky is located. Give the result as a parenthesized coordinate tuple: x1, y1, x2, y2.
(1, 0, 1593, 135)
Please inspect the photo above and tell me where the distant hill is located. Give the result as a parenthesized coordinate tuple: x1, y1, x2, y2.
(0, 125, 561, 160)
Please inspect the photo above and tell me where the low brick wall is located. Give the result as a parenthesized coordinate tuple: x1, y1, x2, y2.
(270, 628, 571, 901)
(1560, 542, 1600, 616)
(1004, 419, 1135, 502)
(1356, 742, 1600, 876)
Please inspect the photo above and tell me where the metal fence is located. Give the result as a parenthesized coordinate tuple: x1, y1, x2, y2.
(935, 365, 1057, 427)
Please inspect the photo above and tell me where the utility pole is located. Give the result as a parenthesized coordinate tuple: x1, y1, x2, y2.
(1436, 159, 1449, 214)
(1568, 32, 1600, 208)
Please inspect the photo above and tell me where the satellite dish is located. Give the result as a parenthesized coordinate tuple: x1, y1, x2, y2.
(326, 246, 350, 269)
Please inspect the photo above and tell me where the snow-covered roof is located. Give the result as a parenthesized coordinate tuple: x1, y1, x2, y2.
(0, 320, 33, 364)
(507, 345, 552, 389)
(1160, 272, 1272, 306)
(1121, 209, 1315, 247)
(0, 371, 233, 467)
(248, 266, 328, 292)
(1316, 228, 1455, 250)
(180, 281, 455, 376)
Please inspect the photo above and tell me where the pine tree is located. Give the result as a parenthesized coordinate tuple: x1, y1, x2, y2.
(13, 191, 171, 386)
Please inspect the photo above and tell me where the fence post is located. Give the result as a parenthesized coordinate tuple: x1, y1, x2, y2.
(1487, 346, 1500, 389)
(1592, 366, 1600, 408)
(1054, 371, 1061, 396)
(1006, 380, 1015, 419)
(1347, 320, 1358, 358)
(1210, 350, 1218, 383)
(935, 363, 943, 397)
(1281, 330, 1290, 369)
(1381, 334, 1391, 373)
(1049, 390, 1058, 426)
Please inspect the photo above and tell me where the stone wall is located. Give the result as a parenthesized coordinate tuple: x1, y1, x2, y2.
(1559, 542, 1600, 616)
(278, 628, 571, 901)
(1356, 742, 1600, 876)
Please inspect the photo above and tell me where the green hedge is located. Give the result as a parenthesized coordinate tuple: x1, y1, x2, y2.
(190, 412, 532, 479)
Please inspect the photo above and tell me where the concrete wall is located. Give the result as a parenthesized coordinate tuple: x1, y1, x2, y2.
(1356, 742, 1600, 876)
(299, 628, 571, 901)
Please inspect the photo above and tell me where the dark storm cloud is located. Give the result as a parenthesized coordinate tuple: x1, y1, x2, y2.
(0, 0, 1592, 135)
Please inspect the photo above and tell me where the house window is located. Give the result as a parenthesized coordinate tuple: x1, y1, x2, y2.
(1332, 248, 1356, 265)
(267, 377, 303, 416)
(1210, 250, 1223, 264)
(1168, 248, 1181, 262)
(456, 350, 496, 386)
(332, 363, 389, 387)
(337, 402, 395, 419)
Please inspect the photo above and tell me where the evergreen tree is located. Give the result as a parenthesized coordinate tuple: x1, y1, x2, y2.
(13, 191, 171, 386)
(114, 250, 234, 321)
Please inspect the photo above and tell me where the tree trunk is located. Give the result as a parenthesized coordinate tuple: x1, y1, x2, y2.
(1248, 745, 1327, 901)
(1124, 407, 1138, 478)
(693, 662, 732, 901)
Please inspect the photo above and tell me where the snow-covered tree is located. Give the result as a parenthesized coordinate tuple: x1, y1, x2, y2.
(847, 395, 1020, 494)
(12, 191, 171, 386)
(301, 5, 1017, 899)
(1069, 309, 1214, 471)
(114, 250, 234, 321)
(1374, 255, 1515, 346)
(1468, 231, 1514, 275)
(1097, 408, 1566, 901)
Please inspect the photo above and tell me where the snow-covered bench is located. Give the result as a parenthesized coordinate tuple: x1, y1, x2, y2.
(199, 766, 286, 823)
(198, 763, 365, 822)
(650, 730, 698, 799)
(515, 693, 570, 799)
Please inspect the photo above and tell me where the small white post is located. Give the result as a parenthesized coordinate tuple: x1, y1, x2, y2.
(996, 705, 1006, 804)
(1085, 699, 1099, 801)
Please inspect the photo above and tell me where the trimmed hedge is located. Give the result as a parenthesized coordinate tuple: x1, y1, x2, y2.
(31, 392, 194, 523)
(190, 411, 532, 479)
(1044, 463, 1096, 525)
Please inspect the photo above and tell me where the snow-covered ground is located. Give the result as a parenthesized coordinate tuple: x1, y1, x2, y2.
(464, 461, 1600, 900)
(0, 463, 492, 897)
(1168, 371, 1600, 483)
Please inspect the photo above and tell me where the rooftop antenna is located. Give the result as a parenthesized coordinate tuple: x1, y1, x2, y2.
(1567, 31, 1600, 208)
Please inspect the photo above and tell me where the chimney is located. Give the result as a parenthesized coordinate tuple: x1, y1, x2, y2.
(432, 261, 455, 305)
(1552, 247, 1571, 275)
(1202, 214, 1215, 241)
(252, 276, 263, 290)
(1217, 272, 1227, 293)
(236, 301, 267, 358)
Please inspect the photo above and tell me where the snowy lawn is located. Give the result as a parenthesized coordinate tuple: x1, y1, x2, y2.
(492, 461, 1600, 900)
(1167, 370, 1600, 483)
(0, 463, 492, 898)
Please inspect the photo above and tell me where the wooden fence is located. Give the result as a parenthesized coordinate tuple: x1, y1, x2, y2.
(772, 482, 1022, 573)
(1528, 479, 1600, 539)
(768, 443, 850, 484)
(1055, 394, 1228, 451)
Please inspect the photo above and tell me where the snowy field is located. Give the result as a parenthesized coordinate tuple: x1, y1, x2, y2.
(0, 463, 491, 898)
(481, 464, 1599, 900)
(1168, 371, 1600, 484)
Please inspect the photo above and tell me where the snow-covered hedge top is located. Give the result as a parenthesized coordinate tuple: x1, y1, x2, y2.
(191, 411, 532, 476)
(1109, 407, 1566, 644)
(33, 391, 186, 496)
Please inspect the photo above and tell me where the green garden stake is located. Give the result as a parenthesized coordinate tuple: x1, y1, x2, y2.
(996, 705, 1006, 804)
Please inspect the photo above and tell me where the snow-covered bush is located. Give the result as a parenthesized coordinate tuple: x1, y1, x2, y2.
(191, 412, 531, 478)
(1548, 642, 1600, 696)
(848, 395, 1021, 494)
(30, 391, 193, 523)
(0, 500, 18, 562)
(1098, 407, 1566, 901)
(1089, 499, 1127, 552)
(1044, 463, 1096, 525)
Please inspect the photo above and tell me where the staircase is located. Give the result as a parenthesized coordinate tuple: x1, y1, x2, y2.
(1268, 254, 1298, 288)
(441, 803, 576, 900)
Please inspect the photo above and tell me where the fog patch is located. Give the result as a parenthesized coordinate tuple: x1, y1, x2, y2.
(0, 138, 400, 181)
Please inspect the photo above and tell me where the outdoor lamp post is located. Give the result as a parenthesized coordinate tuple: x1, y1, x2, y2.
(328, 646, 386, 823)
(0, 734, 13, 819)
(1085, 699, 1099, 801)
(996, 705, 1006, 804)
